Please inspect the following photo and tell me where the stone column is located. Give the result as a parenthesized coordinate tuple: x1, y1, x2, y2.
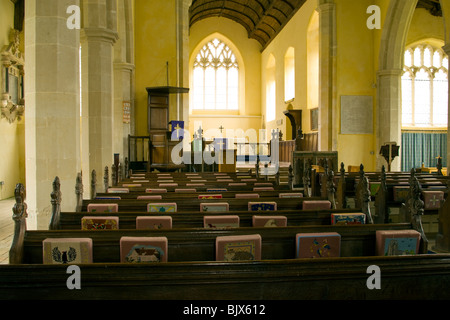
(176, 0, 192, 128)
(376, 69, 403, 171)
(113, 0, 135, 167)
(25, 0, 81, 229)
(443, 43, 450, 174)
(376, 0, 417, 171)
(80, 0, 118, 194)
(317, 0, 337, 151)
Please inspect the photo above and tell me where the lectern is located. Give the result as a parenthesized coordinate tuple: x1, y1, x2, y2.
(379, 142, 399, 172)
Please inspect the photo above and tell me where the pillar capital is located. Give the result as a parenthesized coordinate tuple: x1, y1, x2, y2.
(81, 27, 119, 45)
(113, 62, 135, 72)
(443, 43, 450, 55)
(377, 68, 403, 78)
(318, 0, 335, 11)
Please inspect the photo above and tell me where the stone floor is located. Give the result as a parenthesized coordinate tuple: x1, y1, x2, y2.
(0, 197, 14, 264)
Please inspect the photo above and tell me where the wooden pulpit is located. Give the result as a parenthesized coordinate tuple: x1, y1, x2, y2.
(147, 86, 189, 171)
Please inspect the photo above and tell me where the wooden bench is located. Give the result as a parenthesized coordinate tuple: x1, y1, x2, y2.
(4, 184, 450, 300)
(80, 197, 320, 212)
(55, 208, 365, 230)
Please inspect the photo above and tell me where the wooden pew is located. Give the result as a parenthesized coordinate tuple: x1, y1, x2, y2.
(55, 208, 365, 230)
(3, 254, 450, 300)
(4, 183, 450, 300)
(80, 197, 319, 212)
(45, 172, 358, 230)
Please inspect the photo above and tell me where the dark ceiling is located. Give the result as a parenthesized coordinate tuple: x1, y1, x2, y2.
(189, 0, 443, 50)
(189, 0, 307, 49)
(417, 0, 442, 17)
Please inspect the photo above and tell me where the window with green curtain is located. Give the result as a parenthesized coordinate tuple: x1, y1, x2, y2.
(401, 131, 447, 171)
(401, 43, 448, 172)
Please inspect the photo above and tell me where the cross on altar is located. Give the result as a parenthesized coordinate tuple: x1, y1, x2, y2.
(174, 123, 182, 138)
(215, 139, 226, 150)
(219, 125, 224, 133)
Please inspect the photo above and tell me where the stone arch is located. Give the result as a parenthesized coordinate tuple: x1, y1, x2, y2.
(377, 0, 449, 171)
(376, 0, 418, 171)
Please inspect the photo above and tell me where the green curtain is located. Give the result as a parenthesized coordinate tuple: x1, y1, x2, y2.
(401, 131, 447, 172)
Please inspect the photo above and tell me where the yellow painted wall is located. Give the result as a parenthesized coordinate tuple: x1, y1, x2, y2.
(406, 7, 445, 46)
(335, 0, 378, 171)
(0, 0, 25, 200)
(134, 0, 177, 136)
(132, 0, 448, 171)
(188, 17, 262, 140)
(260, 0, 395, 171)
(307, 11, 319, 114)
(261, 0, 317, 143)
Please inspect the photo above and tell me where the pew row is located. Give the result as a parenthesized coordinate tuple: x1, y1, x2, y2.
(2, 254, 450, 300)
(5, 181, 450, 300)
(80, 197, 322, 213)
(54, 208, 365, 230)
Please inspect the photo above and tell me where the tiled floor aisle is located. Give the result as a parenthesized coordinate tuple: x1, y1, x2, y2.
(0, 198, 14, 264)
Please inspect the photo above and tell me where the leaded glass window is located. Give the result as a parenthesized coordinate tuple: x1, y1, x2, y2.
(402, 45, 448, 127)
(192, 38, 239, 110)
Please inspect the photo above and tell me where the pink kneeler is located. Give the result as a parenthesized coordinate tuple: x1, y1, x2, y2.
(43, 238, 93, 264)
(204, 215, 240, 228)
(87, 203, 119, 213)
(216, 234, 262, 261)
(252, 215, 287, 227)
(302, 200, 331, 210)
(200, 202, 229, 212)
(296, 232, 341, 258)
(146, 188, 167, 193)
(107, 188, 129, 193)
(235, 193, 259, 199)
(120, 236, 168, 263)
(376, 230, 421, 256)
(422, 190, 444, 209)
(81, 216, 119, 230)
(137, 195, 162, 200)
(136, 216, 173, 229)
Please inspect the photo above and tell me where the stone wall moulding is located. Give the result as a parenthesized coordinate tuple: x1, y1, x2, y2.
(1, 29, 24, 124)
(80, 27, 119, 45)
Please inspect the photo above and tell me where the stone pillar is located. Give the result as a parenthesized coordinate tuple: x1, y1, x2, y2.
(176, 0, 192, 129)
(113, 0, 135, 167)
(317, 0, 337, 151)
(25, 0, 81, 229)
(443, 43, 450, 174)
(81, 0, 118, 194)
(376, 0, 417, 171)
(376, 69, 403, 171)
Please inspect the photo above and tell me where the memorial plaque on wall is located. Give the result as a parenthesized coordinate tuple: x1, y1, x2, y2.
(310, 108, 318, 131)
(340, 95, 373, 134)
(123, 101, 131, 124)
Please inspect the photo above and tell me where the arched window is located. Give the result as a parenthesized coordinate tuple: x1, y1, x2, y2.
(192, 38, 239, 110)
(401, 43, 448, 171)
(401, 44, 448, 127)
(284, 47, 295, 102)
(266, 54, 276, 122)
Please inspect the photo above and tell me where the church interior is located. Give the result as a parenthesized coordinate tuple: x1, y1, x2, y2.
(1, 0, 450, 300)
